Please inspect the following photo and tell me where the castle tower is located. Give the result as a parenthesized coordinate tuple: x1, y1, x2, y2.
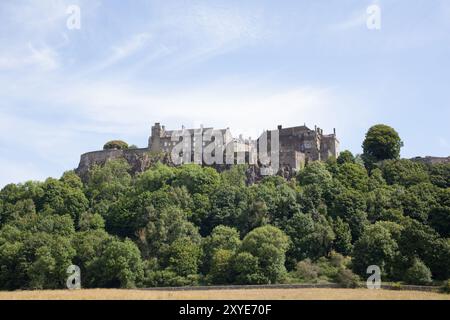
(149, 122, 163, 152)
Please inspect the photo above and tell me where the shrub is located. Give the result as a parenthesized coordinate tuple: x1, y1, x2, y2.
(335, 269, 361, 288)
(294, 259, 320, 282)
(315, 257, 339, 280)
(145, 270, 200, 287)
(103, 140, 129, 150)
(404, 259, 432, 285)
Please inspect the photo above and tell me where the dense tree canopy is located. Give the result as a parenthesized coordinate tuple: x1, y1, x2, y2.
(0, 124, 449, 290)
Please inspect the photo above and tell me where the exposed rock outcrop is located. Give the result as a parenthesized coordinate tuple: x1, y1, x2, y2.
(75, 148, 171, 181)
(75, 148, 297, 185)
(410, 156, 450, 165)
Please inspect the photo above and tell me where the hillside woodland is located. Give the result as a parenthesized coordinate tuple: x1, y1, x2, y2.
(0, 125, 449, 290)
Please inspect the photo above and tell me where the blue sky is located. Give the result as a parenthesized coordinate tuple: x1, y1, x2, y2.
(1, 0, 449, 187)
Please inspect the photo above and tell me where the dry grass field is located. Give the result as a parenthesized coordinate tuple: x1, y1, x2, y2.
(0, 288, 449, 300)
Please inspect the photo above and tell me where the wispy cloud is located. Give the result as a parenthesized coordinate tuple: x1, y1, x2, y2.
(0, 44, 59, 71)
(331, 11, 367, 31)
(151, 2, 269, 68)
(96, 33, 153, 70)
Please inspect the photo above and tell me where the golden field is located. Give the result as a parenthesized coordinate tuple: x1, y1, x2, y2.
(0, 288, 449, 300)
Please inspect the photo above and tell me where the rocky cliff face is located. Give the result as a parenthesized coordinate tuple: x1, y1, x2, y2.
(75, 148, 297, 184)
(75, 148, 171, 181)
(410, 156, 450, 165)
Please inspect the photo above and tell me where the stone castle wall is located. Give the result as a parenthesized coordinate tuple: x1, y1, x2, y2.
(75, 147, 298, 184)
(76, 148, 168, 181)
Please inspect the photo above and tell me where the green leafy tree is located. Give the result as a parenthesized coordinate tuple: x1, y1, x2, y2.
(285, 213, 335, 263)
(335, 162, 369, 192)
(173, 164, 220, 195)
(400, 183, 439, 222)
(231, 252, 267, 284)
(0, 213, 76, 290)
(190, 193, 211, 236)
(220, 164, 248, 187)
(297, 162, 333, 189)
(330, 188, 368, 240)
(352, 223, 399, 279)
(337, 150, 355, 164)
(35, 177, 89, 224)
(368, 168, 387, 190)
(207, 184, 248, 234)
(333, 217, 353, 256)
(166, 237, 203, 277)
(362, 124, 403, 168)
(142, 206, 200, 259)
(0, 181, 44, 214)
(202, 225, 241, 272)
(28, 235, 76, 289)
(366, 185, 404, 222)
(72, 229, 112, 288)
(239, 225, 289, 283)
(103, 140, 129, 150)
(208, 249, 234, 284)
(78, 212, 105, 231)
(379, 159, 429, 187)
(86, 159, 132, 206)
(135, 163, 176, 192)
(428, 206, 450, 238)
(428, 163, 450, 188)
(404, 258, 433, 285)
(90, 238, 144, 288)
(397, 218, 450, 280)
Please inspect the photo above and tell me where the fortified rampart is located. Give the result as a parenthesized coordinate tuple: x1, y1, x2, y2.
(76, 148, 171, 181)
(76, 122, 340, 182)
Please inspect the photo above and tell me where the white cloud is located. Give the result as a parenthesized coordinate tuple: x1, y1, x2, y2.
(39, 77, 366, 140)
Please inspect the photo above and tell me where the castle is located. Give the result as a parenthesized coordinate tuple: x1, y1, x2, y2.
(76, 122, 339, 179)
(148, 122, 339, 170)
